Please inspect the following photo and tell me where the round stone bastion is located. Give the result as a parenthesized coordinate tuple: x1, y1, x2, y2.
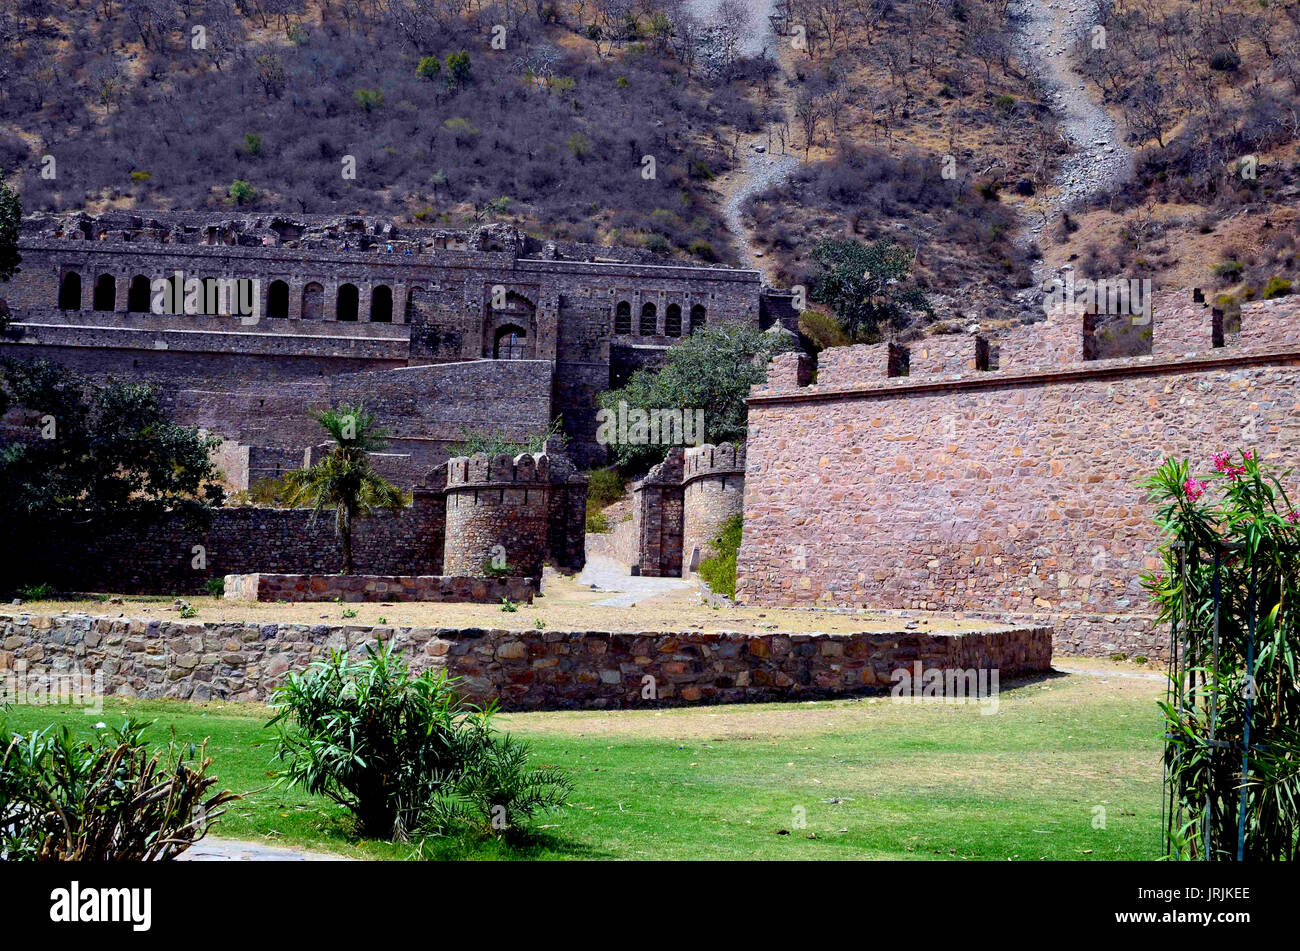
(443, 451, 550, 578)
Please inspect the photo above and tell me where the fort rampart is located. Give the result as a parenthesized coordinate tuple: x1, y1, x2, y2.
(739, 294, 1300, 659)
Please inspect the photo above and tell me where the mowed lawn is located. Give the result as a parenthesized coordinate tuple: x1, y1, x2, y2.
(2, 661, 1164, 860)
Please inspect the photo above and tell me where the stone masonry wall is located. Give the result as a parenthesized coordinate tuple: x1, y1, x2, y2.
(24, 500, 444, 596)
(739, 294, 1300, 659)
(0, 611, 1052, 710)
(224, 573, 537, 604)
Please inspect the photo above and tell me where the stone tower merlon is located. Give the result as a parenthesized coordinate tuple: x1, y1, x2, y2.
(630, 443, 746, 580)
(752, 291, 1300, 396)
(441, 446, 587, 579)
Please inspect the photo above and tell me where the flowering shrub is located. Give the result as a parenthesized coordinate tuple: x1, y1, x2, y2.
(1143, 451, 1300, 860)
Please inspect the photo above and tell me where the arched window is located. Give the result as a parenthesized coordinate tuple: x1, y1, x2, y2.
(93, 274, 116, 311)
(337, 283, 359, 321)
(614, 300, 631, 335)
(665, 303, 682, 338)
(640, 302, 657, 335)
(405, 286, 423, 323)
(127, 275, 151, 313)
(371, 285, 393, 322)
(494, 324, 527, 360)
(689, 304, 706, 333)
(267, 280, 289, 319)
(58, 272, 81, 310)
(302, 282, 324, 320)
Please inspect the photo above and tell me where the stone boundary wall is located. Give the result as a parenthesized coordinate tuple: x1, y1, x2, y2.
(22, 502, 443, 596)
(0, 612, 1052, 710)
(741, 292, 1300, 660)
(224, 573, 537, 604)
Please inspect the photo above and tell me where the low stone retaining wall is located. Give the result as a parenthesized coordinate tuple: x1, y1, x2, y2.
(223, 573, 537, 604)
(0, 612, 1052, 710)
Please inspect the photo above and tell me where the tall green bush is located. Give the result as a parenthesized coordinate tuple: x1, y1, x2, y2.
(269, 639, 570, 841)
(1143, 452, 1300, 859)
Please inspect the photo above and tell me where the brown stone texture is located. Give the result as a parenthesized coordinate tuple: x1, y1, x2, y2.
(443, 451, 563, 578)
(740, 293, 1300, 659)
(681, 443, 746, 575)
(224, 573, 537, 604)
(0, 611, 1051, 709)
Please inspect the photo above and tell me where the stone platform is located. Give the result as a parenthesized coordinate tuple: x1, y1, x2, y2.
(223, 573, 537, 604)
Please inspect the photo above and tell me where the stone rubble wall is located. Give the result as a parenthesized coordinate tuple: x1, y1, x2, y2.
(0, 611, 1052, 710)
(224, 573, 537, 604)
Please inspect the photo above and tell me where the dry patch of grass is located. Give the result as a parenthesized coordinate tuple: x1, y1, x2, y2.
(16, 571, 1004, 636)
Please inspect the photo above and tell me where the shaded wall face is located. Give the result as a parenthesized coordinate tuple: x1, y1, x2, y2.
(15, 501, 445, 596)
(738, 358, 1300, 650)
(682, 477, 744, 575)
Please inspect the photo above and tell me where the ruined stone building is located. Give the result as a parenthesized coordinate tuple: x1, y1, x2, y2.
(2, 211, 797, 485)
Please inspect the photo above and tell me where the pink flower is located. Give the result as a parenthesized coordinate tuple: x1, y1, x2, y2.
(1287, 511, 1299, 526)
(1213, 451, 1231, 473)
(1184, 477, 1207, 502)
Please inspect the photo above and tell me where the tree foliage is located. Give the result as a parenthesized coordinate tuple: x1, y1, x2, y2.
(282, 404, 407, 575)
(598, 324, 797, 471)
(810, 237, 932, 341)
(0, 359, 224, 529)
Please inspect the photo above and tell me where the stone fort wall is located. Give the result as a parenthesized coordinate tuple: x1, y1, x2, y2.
(739, 293, 1300, 659)
(4, 212, 766, 471)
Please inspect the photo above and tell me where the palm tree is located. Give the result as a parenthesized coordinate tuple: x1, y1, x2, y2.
(284, 405, 407, 575)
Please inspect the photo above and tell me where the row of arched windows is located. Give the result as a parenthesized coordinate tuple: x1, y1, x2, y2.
(613, 300, 705, 337)
(57, 272, 401, 322)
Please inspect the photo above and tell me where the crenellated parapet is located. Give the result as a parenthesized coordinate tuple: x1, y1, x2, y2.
(754, 289, 1300, 398)
(630, 443, 747, 581)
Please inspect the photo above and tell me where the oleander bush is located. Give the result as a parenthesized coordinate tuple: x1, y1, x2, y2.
(0, 718, 237, 861)
(1144, 452, 1300, 860)
(269, 639, 570, 841)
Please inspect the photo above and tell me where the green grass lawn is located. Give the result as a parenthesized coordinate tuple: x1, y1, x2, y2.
(2, 663, 1164, 860)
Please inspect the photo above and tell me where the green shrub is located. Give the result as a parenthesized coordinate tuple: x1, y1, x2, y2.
(687, 238, 716, 261)
(243, 133, 262, 156)
(1214, 259, 1244, 281)
(1208, 48, 1240, 71)
(341, 608, 358, 619)
(354, 88, 384, 112)
(0, 718, 238, 860)
(500, 598, 518, 613)
(565, 132, 591, 160)
(1263, 276, 1293, 299)
(416, 56, 442, 81)
(17, 582, 53, 601)
(269, 640, 569, 839)
(586, 509, 610, 533)
(697, 514, 743, 599)
(178, 604, 198, 618)
(586, 468, 625, 509)
(228, 179, 257, 204)
(798, 307, 850, 351)
(995, 94, 1016, 115)
(444, 51, 472, 89)
(484, 558, 512, 579)
(206, 577, 226, 597)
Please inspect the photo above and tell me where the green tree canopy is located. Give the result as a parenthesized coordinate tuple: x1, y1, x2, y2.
(0, 359, 224, 530)
(810, 238, 932, 342)
(598, 324, 797, 471)
(283, 405, 406, 575)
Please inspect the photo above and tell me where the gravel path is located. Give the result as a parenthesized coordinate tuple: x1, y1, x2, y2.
(1010, 0, 1133, 252)
(177, 837, 354, 861)
(577, 554, 694, 607)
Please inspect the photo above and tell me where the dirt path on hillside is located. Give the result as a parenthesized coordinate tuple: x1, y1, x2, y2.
(1010, 0, 1133, 263)
(687, 0, 802, 278)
